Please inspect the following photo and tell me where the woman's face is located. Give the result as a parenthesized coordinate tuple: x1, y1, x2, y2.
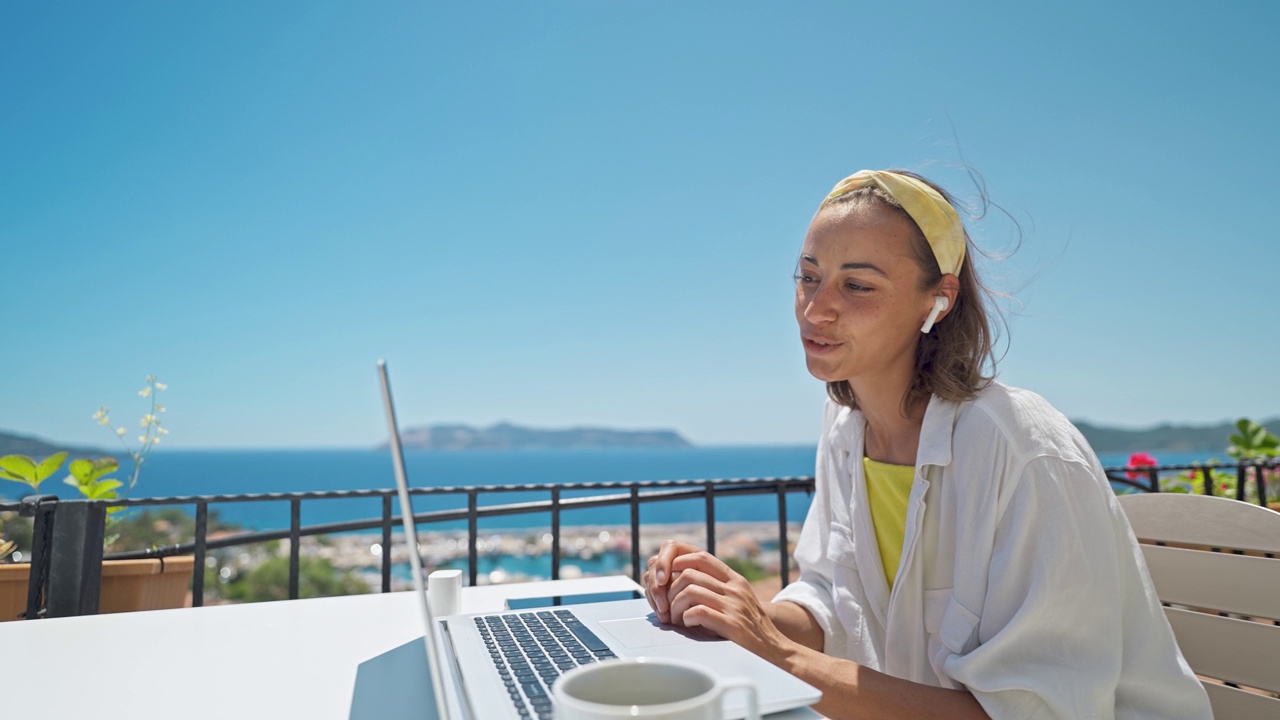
(794, 203, 937, 385)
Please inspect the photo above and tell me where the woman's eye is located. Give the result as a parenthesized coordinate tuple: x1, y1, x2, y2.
(792, 273, 817, 285)
(845, 282, 871, 293)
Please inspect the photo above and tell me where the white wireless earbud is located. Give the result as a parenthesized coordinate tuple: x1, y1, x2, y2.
(920, 296, 949, 334)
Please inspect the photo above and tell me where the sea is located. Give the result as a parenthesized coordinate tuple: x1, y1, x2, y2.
(0, 446, 1223, 534)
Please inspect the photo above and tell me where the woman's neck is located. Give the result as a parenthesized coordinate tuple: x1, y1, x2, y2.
(851, 374, 927, 467)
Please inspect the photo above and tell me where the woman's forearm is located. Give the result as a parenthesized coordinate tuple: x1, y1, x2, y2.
(765, 600, 825, 651)
(771, 641, 990, 720)
(760, 602, 987, 720)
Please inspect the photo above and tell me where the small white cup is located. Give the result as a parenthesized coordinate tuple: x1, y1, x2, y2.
(427, 568, 462, 616)
(553, 656, 759, 720)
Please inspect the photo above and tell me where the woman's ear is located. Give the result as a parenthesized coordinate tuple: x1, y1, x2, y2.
(921, 274, 962, 333)
(936, 274, 960, 323)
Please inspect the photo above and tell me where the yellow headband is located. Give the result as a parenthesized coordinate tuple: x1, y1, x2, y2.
(822, 170, 966, 276)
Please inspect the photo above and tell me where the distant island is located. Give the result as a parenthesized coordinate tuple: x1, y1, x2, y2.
(384, 422, 693, 451)
(1071, 416, 1280, 455)
(4, 414, 1275, 456)
(0, 430, 107, 458)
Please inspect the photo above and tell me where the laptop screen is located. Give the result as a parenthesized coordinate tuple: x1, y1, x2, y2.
(379, 359, 452, 720)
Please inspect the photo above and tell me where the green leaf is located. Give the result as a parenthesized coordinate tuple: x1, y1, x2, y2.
(0, 455, 37, 483)
(83, 484, 120, 500)
(33, 452, 67, 483)
(69, 457, 119, 484)
(0, 469, 27, 482)
(64, 476, 83, 488)
(93, 479, 123, 494)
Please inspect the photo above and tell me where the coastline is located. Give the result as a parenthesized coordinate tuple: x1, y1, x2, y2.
(207, 521, 802, 595)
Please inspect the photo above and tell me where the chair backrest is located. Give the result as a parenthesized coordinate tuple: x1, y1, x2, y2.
(1119, 493, 1280, 720)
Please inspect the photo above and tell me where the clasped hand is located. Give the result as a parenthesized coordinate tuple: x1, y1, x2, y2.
(641, 540, 783, 658)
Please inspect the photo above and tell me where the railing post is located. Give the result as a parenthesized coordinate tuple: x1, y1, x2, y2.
(381, 494, 393, 593)
(704, 482, 716, 556)
(1146, 467, 1159, 493)
(1236, 464, 1247, 503)
(467, 489, 478, 587)
(1201, 467, 1213, 496)
(1256, 462, 1270, 508)
(192, 502, 208, 607)
(289, 498, 301, 600)
(45, 499, 106, 618)
(551, 487, 561, 581)
(776, 481, 790, 589)
(630, 486, 641, 585)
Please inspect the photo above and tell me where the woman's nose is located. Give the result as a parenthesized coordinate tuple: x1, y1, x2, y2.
(802, 282, 838, 323)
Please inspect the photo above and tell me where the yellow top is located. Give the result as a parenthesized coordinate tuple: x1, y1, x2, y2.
(862, 456, 915, 591)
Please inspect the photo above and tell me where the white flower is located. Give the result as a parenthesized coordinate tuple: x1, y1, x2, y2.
(139, 387, 152, 398)
(138, 435, 147, 444)
(156, 404, 166, 413)
(145, 374, 156, 384)
(155, 382, 167, 391)
(92, 407, 105, 420)
(140, 414, 155, 427)
(157, 427, 169, 435)
(116, 427, 127, 436)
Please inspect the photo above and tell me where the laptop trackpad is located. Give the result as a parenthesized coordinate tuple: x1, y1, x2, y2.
(599, 614, 722, 648)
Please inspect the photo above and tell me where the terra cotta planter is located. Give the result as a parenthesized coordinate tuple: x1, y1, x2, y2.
(0, 555, 194, 621)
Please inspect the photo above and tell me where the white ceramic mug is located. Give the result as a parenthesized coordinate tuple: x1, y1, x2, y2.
(553, 656, 760, 720)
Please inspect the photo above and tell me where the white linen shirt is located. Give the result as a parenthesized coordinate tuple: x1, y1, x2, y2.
(773, 382, 1211, 719)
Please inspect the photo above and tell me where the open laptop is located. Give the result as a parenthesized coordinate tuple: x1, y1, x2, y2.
(377, 360, 821, 720)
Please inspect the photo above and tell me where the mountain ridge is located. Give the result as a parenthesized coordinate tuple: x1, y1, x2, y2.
(386, 422, 693, 450)
(3, 415, 1275, 454)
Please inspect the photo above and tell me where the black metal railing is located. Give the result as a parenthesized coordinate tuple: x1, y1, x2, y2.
(1103, 458, 1275, 504)
(1, 476, 815, 618)
(2, 459, 1275, 620)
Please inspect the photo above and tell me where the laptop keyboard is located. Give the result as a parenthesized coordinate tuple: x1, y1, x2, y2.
(475, 609, 619, 720)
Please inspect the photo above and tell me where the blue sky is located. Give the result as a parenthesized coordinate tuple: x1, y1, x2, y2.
(2, 1, 1276, 449)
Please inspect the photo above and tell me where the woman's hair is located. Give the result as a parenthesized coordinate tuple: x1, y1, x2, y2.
(817, 170, 997, 412)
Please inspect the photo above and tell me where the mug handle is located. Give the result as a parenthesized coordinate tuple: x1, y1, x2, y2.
(718, 677, 760, 720)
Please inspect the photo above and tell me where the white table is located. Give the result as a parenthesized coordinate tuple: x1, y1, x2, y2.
(2, 575, 820, 719)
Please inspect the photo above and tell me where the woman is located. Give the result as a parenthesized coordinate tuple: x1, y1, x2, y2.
(642, 170, 1210, 719)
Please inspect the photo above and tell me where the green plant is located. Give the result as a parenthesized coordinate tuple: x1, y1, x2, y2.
(0, 452, 69, 494)
(220, 554, 369, 603)
(92, 375, 169, 494)
(0, 514, 33, 559)
(1227, 418, 1278, 460)
(1155, 418, 1279, 504)
(63, 457, 123, 502)
(724, 556, 768, 583)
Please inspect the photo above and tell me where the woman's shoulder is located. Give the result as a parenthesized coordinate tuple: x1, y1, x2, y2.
(953, 382, 1094, 466)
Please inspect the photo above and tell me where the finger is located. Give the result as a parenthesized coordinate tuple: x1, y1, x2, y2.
(667, 581, 725, 627)
(643, 574, 660, 616)
(642, 562, 673, 621)
(666, 567, 725, 601)
(670, 550, 735, 583)
(679, 603, 728, 641)
(654, 540, 702, 586)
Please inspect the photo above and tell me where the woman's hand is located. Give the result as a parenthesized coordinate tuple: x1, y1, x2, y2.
(642, 540, 703, 624)
(664, 549, 791, 661)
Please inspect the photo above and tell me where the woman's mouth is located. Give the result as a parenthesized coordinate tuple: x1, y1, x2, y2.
(802, 336, 843, 354)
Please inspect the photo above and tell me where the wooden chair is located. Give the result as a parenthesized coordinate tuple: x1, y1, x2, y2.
(1118, 493, 1280, 720)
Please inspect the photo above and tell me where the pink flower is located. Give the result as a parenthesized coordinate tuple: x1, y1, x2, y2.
(1126, 452, 1158, 480)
